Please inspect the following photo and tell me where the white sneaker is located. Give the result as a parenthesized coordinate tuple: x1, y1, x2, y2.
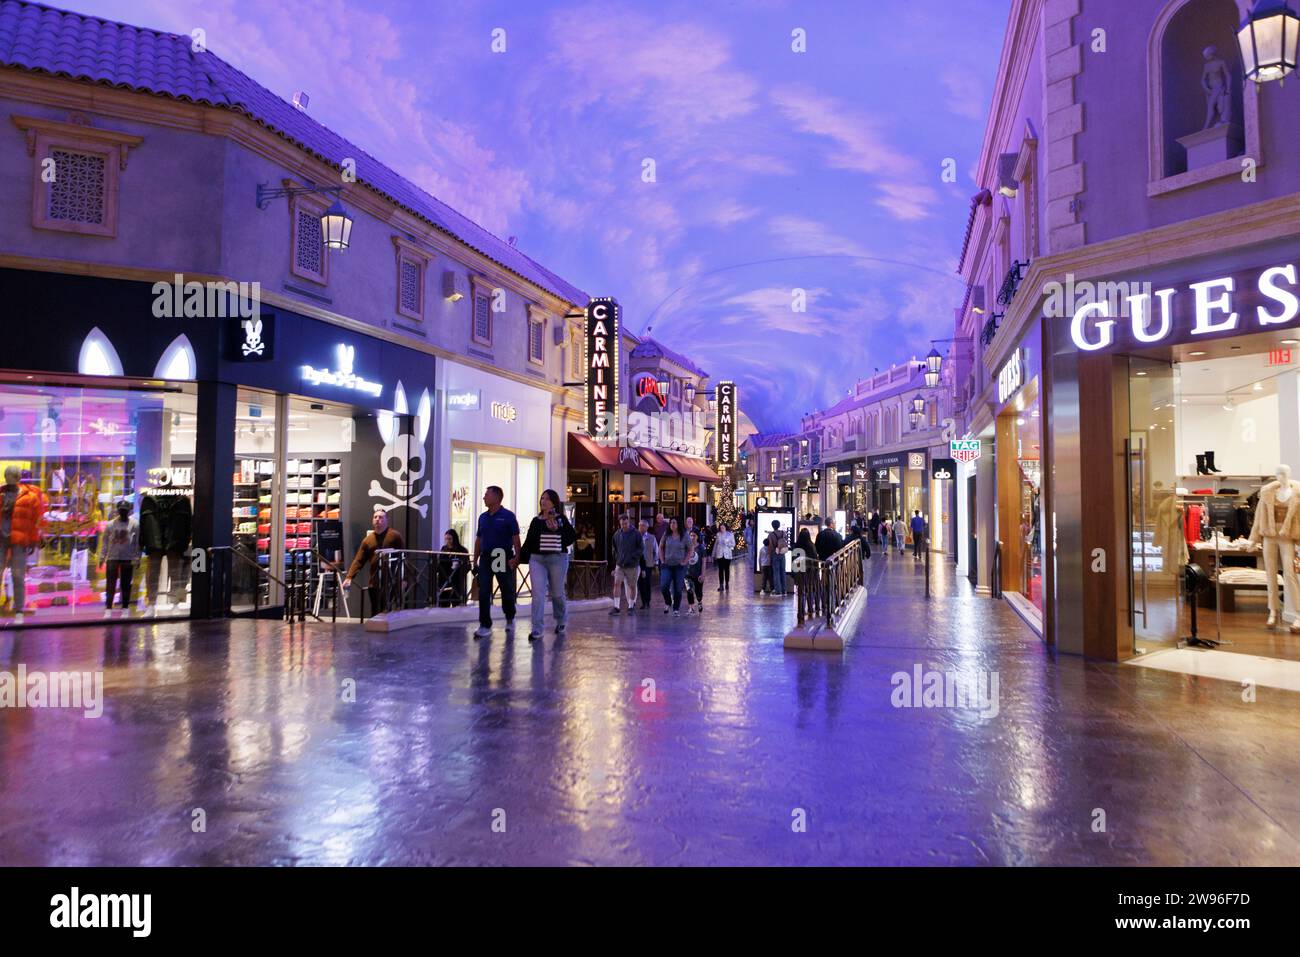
(13, 613, 23, 625)
(474, 626, 491, 639)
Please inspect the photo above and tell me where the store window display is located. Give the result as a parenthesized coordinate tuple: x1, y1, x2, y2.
(0, 380, 196, 626)
(1129, 349, 1300, 662)
(1249, 465, 1300, 633)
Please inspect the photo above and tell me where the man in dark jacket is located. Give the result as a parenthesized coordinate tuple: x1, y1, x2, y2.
(815, 519, 844, 561)
(344, 509, 405, 616)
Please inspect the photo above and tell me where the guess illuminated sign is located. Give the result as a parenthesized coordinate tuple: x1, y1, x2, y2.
(585, 298, 620, 439)
(1069, 263, 1300, 352)
(997, 349, 1023, 404)
(716, 380, 737, 470)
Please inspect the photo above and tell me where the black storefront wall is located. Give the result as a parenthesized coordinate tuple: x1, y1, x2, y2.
(1, 269, 436, 615)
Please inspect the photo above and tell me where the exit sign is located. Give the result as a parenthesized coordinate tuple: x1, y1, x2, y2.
(1268, 348, 1294, 366)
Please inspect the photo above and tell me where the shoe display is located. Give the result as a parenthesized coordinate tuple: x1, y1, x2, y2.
(1195, 453, 1208, 475)
(1204, 450, 1222, 473)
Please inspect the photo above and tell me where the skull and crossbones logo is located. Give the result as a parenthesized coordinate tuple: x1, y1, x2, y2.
(369, 381, 432, 517)
(241, 318, 265, 357)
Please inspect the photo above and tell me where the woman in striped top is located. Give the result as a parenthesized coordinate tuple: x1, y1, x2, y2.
(519, 489, 577, 641)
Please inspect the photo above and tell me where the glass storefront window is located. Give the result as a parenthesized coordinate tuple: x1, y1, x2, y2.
(1129, 347, 1300, 662)
(0, 378, 196, 625)
(448, 443, 543, 545)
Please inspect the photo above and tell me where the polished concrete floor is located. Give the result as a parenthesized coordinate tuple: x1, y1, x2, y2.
(1, 551, 1298, 866)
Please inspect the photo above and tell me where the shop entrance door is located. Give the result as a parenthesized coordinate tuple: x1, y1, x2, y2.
(1127, 357, 1179, 653)
(967, 473, 978, 584)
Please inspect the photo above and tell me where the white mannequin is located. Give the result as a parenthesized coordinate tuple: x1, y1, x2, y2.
(1249, 464, 1300, 631)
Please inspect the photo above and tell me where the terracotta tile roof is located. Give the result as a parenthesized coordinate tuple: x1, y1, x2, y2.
(0, 0, 588, 306)
(629, 336, 708, 378)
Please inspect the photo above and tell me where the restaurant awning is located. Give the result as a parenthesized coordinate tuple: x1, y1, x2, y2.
(659, 451, 721, 483)
(567, 433, 677, 477)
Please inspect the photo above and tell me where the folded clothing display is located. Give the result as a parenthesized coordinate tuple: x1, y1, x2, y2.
(1193, 535, 1259, 552)
(1216, 567, 1281, 585)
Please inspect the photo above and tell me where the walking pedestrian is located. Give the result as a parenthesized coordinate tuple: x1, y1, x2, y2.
(759, 539, 773, 594)
(684, 530, 705, 615)
(472, 485, 521, 639)
(657, 517, 687, 616)
(638, 519, 657, 609)
(652, 512, 669, 545)
(910, 509, 926, 561)
(767, 519, 789, 596)
(713, 522, 735, 592)
(893, 513, 907, 554)
(609, 513, 642, 616)
(519, 489, 577, 640)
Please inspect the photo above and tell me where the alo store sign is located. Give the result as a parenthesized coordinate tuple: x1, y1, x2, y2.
(715, 380, 737, 470)
(931, 458, 957, 480)
(301, 344, 383, 398)
(1069, 262, 1300, 352)
(585, 297, 620, 439)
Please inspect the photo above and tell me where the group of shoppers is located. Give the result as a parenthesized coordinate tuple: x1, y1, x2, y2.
(611, 512, 738, 617)
(864, 510, 928, 559)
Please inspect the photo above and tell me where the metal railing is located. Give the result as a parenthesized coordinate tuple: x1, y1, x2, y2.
(285, 548, 347, 623)
(367, 549, 611, 619)
(794, 539, 865, 631)
(205, 545, 234, 618)
(997, 259, 1029, 306)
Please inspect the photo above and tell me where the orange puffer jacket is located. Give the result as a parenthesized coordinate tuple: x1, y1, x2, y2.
(4, 484, 46, 546)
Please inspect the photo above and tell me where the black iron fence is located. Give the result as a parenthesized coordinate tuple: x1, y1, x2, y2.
(366, 550, 611, 620)
(794, 539, 865, 631)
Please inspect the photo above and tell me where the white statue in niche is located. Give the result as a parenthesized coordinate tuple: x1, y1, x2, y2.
(1201, 45, 1233, 129)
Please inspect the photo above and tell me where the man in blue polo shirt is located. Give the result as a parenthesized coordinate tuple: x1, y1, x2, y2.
(473, 485, 522, 638)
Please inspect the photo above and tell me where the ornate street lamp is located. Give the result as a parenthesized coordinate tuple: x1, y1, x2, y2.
(256, 180, 354, 250)
(321, 199, 354, 250)
(1238, 0, 1300, 83)
(910, 392, 925, 429)
(924, 347, 943, 388)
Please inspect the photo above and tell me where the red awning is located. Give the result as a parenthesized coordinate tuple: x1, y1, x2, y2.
(660, 452, 721, 483)
(567, 434, 677, 477)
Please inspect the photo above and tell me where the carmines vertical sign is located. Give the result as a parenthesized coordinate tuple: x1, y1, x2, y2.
(716, 380, 737, 470)
(586, 297, 620, 440)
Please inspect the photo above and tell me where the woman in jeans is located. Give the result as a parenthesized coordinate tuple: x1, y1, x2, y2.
(657, 517, 687, 617)
(518, 489, 577, 641)
(684, 530, 705, 615)
(712, 522, 735, 592)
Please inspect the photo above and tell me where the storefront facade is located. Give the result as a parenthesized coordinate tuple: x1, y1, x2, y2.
(867, 448, 929, 526)
(435, 359, 557, 554)
(0, 268, 434, 626)
(1050, 239, 1300, 662)
(987, 324, 1045, 629)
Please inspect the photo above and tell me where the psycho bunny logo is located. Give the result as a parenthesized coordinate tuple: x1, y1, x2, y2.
(241, 318, 265, 357)
(370, 381, 433, 517)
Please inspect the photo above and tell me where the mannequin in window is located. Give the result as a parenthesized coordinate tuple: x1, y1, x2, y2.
(1249, 464, 1300, 632)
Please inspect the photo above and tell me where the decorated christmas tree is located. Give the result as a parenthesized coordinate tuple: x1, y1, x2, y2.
(715, 470, 742, 548)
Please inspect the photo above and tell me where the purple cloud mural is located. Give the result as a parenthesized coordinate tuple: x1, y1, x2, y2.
(76, 0, 1008, 431)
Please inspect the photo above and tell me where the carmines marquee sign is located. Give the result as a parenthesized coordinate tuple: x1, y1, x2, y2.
(585, 297, 620, 439)
(715, 380, 737, 470)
